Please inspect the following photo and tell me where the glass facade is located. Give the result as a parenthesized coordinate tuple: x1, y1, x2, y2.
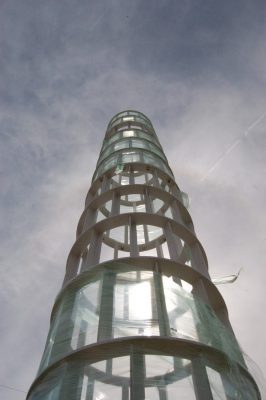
(27, 111, 261, 400)
(38, 266, 245, 375)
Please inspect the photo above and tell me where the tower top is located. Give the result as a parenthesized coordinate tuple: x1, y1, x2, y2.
(107, 110, 153, 129)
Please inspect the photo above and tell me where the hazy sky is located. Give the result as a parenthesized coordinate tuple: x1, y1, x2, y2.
(0, 0, 265, 398)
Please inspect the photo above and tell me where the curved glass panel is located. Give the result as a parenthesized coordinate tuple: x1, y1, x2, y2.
(108, 115, 154, 131)
(93, 149, 173, 182)
(108, 112, 153, 130)
(206, 366, 259, 400)
(38, 267, 244, 375)
(162, 276, 244, 366)
(98, 137, 167, 166)
(38, 279, 100, 374)
(103, 129, 160, 151)
(108, 110, 153, 128)
(30, 353, 259, 400)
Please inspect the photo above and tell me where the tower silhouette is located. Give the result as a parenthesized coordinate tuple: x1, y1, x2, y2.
(27, 111, 260, 399)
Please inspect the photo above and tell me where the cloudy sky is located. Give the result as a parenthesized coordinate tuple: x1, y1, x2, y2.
(0, 0, 265, 398)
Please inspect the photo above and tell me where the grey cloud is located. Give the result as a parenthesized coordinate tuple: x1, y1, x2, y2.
(0, 0, 265, 398)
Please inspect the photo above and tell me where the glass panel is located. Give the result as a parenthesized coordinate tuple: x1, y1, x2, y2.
(206, 367, 227, 400)
(80, 374, 88, 400)
(181, 280, 193, 293)
(95, 147, 173, 182)
(38, 279, 101, 373)
(34, 355, 259, 400)
(88, 356, 131, 399)
(71, 281, 100, 349)
(163, 374, 195, 400)
(163, 276, 198, 340)
(114, 140, 130, 151)
(131, 138, 147, 149)
(123, 130, 135, 137)
(138, 130, 156, 142)
(113, 271, 159, 337)
(102, 132, 120, 149)
(119, 111, 129, 117)
(122, 151, 140, 163)
(206, 365, 258, 399)
(145, 355, 195, 400)
(145, 387, 160, 399)
(121, 175, 129, 185)
(110, 117, 122, 127)
(112, 356, 130, 377)
(29, 365, 63, 400)
(145, 355, 173, 377)
(161, 277, 245, 366)
(93, 381, 122, 399)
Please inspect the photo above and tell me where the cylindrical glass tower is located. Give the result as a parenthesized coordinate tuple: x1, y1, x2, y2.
(27, 111, 261, 399)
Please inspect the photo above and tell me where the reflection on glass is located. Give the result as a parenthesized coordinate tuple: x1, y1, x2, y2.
(113, 272, 159, 337)
(123, 130, 135, 137)
(38, 280, 100, 373)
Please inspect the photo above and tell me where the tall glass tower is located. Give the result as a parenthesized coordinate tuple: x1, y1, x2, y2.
(27, 111, 260, 399)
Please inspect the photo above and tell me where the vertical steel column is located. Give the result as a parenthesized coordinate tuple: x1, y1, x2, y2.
(130, 351, 145, 400)
(97, 271, 116, 340)
(192, 357, 213, 400)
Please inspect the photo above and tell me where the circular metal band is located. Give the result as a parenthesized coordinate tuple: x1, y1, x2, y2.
(86, 163, 179, 206)
(78, 183, 193, 237)
(53, 258, 227, 323)
(66, 213, 208, 270)
(27, 337, 261, 400)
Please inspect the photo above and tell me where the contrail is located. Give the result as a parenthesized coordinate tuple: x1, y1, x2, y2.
(200, 112, 266, 182)
(244, 112, 266, 137)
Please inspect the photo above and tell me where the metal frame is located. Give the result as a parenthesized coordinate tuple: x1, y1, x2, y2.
(27, 110, 261, 400)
